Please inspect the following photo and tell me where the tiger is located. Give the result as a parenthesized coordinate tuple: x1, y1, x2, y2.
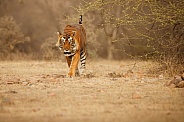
(56, 15, 87, 77)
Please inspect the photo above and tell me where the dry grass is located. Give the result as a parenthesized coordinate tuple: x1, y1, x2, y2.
(0, 60, 184, 122)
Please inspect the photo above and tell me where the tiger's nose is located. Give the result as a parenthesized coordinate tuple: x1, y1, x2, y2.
(64, 49, 70, 52)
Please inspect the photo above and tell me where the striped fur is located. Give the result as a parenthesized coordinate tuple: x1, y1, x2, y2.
(56, 15, 86, 77)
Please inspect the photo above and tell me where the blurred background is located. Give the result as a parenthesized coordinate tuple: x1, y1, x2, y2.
(0, 0, 183, 75)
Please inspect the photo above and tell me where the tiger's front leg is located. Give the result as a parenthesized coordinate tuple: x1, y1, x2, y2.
(67, 51, 80, 77)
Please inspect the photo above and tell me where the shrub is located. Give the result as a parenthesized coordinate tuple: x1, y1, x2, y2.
(0, 16, 31, 60)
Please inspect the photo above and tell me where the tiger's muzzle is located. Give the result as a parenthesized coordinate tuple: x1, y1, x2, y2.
(63, 49, 76, 56)
(64, 50, 71, 55)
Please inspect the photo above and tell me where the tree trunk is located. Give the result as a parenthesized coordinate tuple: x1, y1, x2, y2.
(107, 38, 113, 60)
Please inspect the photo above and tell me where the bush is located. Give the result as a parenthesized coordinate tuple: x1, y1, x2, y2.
(76, 0, 184, 75)
(0, 16, 31, 60)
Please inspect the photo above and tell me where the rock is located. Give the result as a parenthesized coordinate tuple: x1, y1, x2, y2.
(132, 92, 142, 99)
(48, 92, 56, 97)
(158, 74, 164, 80)
(176, 81, 184, 88)
(165, 75, 184, 88)
(6, 81, 14, 85)
(124, 70, 134, 78)
(165, 79, 179, 86)
(97, 89, 104, 93)
(5, 90, 18, 94)
(83, 73, 95, 78)
(108, 72, 123, 78)
(22, 81, 29, 86)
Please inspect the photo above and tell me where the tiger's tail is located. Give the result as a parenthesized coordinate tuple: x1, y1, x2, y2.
(79, 15, 82, 25)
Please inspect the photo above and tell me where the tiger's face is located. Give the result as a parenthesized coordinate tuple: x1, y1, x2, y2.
(56, 32, 77, 56)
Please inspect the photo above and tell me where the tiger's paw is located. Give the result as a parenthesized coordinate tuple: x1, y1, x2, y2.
(80, 69, 86, 75)
(67, 72, 75, 78)
(66, 75, 73, 78)
(75, 69, 80, 77)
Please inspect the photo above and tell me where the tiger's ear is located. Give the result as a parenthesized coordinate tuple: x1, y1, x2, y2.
(57, 31, 62, 36)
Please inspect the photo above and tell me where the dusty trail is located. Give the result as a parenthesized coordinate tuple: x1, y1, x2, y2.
(0, 61, 184, 122)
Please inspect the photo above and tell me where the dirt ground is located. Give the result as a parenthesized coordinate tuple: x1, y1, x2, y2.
(0, 60, 184, 122)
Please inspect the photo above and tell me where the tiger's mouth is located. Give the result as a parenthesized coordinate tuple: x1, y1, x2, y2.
(63, 50, 75, 56)
(64, 50, 71, 55)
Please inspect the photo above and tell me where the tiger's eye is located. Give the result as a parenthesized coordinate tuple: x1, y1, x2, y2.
(61, 37, 66, 43)
(68, 37, 72, 41)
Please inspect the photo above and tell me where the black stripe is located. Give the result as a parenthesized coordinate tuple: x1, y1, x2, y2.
(80, 48, 84, 54)
(80, 57, 86, 62)
(80, 50, 86, 58)
(81, 62, 85, 66)
(81, 55, 86, 60)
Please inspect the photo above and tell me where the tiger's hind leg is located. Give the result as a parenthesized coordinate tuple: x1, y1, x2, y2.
(80, 48, 86, 75)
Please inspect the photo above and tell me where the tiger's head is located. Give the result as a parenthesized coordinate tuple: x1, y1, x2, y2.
(56, 31, 77, 56)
